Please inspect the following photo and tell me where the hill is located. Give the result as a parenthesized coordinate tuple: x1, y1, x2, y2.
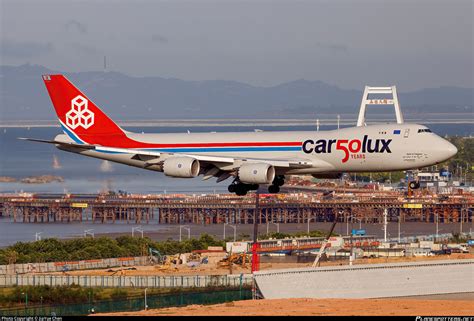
(0, 64, 472, 121)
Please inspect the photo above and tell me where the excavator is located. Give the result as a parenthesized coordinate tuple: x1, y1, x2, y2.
(218, 253, 250, 269)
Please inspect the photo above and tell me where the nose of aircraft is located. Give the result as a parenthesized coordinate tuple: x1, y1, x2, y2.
(431, 136, 458, 163)
(445, 140, 458, 158)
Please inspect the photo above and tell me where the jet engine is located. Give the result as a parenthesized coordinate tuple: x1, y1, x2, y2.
(238, 163, 275, 184)
(163, 157, 200, 178)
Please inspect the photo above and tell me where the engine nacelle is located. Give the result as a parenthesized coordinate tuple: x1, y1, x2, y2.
(311, 173, 343, 179)
(238, 163, 275, 184)
(163, 157, 200, 178)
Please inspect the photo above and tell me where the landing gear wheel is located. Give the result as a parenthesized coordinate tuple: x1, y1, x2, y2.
(273, 175, 285, 187)
(248, 184, 259, 190)
(235, 185, 248, 196)
(228, 184, 236, 193)
(268, 185, 280, 194)
(408, 181, 420, 190)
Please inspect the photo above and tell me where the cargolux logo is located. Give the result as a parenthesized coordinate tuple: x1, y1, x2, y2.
(302, 135, 392, 163)
(66, 95, 94, 129)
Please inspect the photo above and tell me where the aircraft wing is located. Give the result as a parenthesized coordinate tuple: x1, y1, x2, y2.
(94, 146, 314, 169)
(20, 138, 315, 180)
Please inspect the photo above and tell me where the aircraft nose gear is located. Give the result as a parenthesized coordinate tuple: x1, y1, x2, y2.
(268, 175, 285, 193)
(228, 180, 258, 196)
(408, 181, 420, 190)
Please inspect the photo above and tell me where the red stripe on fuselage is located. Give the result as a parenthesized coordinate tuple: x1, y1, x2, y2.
(130, 141, 303, 148)
(80, 133, 302, 148)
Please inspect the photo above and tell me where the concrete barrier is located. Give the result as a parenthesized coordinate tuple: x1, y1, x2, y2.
(0, 256, 149, 275)
(254, 259, 474, 299)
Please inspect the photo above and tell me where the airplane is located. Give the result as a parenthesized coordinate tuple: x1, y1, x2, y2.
(22, 75, 458, 196)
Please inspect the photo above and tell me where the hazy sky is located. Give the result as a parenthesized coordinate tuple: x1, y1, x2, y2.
(1, 0, 473, 90)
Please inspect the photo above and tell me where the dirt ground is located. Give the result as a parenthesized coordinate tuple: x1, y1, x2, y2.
(96, 297, 474, 316)
(35, 253, 474, 277)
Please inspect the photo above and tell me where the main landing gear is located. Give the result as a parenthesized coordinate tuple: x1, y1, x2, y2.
(227, 175, 285, 196)
(228, 181, 258, 196)
(267, 175, 285, 194)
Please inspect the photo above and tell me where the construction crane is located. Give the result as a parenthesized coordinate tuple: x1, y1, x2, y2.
(312, 213, 339, 268)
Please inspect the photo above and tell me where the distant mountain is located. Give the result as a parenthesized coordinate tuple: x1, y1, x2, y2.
(0, 64, 472, 121)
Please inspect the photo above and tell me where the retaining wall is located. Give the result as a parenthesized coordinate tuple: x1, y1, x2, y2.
(254, 259, 474, 299)
(0, 256, 149, 275)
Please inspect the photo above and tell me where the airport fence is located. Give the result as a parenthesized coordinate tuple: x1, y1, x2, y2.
(0, 288, 253, 316)
(0, 273, 253, 289)
(0, 256, 149, 275)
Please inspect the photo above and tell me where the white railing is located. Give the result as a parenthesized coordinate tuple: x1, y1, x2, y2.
(0, 273, 253, 288)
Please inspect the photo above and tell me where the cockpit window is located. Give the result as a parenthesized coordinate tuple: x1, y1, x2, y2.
(417, 128, 432, 133)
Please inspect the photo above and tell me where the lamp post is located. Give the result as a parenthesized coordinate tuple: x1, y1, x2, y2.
(144, 288, 148, 310)
(132, 226, 144, 238)
(84, 229, 94, 238)
(224, 223, 237, 241)
(307, 216, 311, 235)
(436, 212, 439, 241)
(350, 218, 354, 266)
(21, 292, 28, 308)
(35, 232, 42, 241)
(345, 215, 362, 236)
(398, 212, 402, 243)
(179, 225, 190, 242)
(346, 217, 350, 236)
(266, 222, 279, 234)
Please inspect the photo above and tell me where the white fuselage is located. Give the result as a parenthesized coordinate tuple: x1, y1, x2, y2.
(56, 123, 457, 176)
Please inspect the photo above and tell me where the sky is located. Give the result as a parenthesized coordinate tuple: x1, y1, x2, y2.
(1, 0, 473, 91)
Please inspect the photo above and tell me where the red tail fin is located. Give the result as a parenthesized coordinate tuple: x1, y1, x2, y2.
(42, 74, 126, 145)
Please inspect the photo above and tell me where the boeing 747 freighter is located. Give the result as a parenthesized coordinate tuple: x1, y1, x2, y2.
(22, 75, 457, 195)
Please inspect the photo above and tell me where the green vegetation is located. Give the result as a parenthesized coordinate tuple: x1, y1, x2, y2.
(0, 234, 224, 265)
(449, 232, 470, 244)
(0, 229, 335, 265)
(444, 136, 473, 181)
(351, 171, 405, 184)
(257, 230, 331, 241)
(0, 285, 98, 306)
(0, 284, 248, 308)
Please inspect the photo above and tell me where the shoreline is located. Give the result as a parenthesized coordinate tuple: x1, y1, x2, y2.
(0, 221, 467, 248)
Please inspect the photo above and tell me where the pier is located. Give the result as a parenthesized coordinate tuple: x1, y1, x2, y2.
(0, 191, 472, 225)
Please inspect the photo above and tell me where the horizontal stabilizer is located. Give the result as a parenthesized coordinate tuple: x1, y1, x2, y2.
(18, 137, 95, 150)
